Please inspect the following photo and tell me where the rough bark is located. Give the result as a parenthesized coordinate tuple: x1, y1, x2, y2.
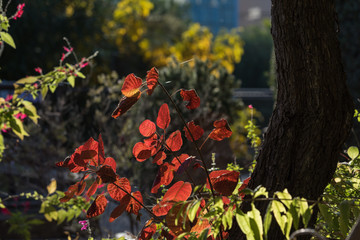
(230, 0, 353, 239)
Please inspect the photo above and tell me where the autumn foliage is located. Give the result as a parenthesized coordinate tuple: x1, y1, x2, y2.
(57, 67, 249, 239)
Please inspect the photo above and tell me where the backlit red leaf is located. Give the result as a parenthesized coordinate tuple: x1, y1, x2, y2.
(139, 221, 157, 240)
(86, 177, 100, 198)
(208, 119, 232, 141)
(176, 156, 196, 175)
(108, 177, 131, 201)
(163, 181, 192, 202)
(139, 120, 156, 137)
(126, 191, 143, 215)
(121, 73, 143, 97)
(184, 121, 204, 142)
(166, 130, 183, 152)
(152, 201, 173, 217)
(239, 176, 251, 199)
(152, 150, 167, 165)
(133, 142, 152, 162)
(156, 103, 170, 129)
(151, 162, 174, 194)
(165, 203, 191, 235)
(86, 194, 108, 218)
(98, 133, 105, 165)
(111, 94, 141, 119)
(96, 165, 117, 183)
(104, 157, 117, 172)
(109, 195, 130, 222)
(208, 170, 240, 196)
(146, 67, 159, 96)
(67, 137, 98, 173)
(171, 154, 189, 171)
(190, 218, 211, 236)
(180, 89, 200, 110)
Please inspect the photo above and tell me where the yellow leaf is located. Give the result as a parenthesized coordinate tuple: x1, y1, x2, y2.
(47, 179, 57, 194)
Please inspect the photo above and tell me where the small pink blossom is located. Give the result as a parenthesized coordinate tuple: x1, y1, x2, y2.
(61, 53, 66, 61)
(248, 104, 253, 109)
(2, 123, 9, 133)
(14, 3, 25, 20)
(34, 67, 43, 75)
(33, 83, 39, 89)
(5, 95, 13, 102)
(1, 208, 11, 216)
(14, 112, 27, 120)
(79, 62, 89, 68)
(79, 220, 89, 231)
(63, 47, 73, 53)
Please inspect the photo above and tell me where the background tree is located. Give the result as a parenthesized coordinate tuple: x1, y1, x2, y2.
(230, 0, 353, 239)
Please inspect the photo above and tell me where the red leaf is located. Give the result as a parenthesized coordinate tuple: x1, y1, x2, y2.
(163, 181, 192, 202)
(166, 130, 183, 152)
(239, 177, 251, 199)
(109, 195, 130, 222)
(139, 120, 156, 137)
(152, 150, 167, 165)
(87, 177, 100, 198)
(60, 180, 87, 203)
(104, 157, 117, 172)
(208, 119, 232, 141)
(96, 165, 117, 183)
(126, 191, 143, 215)
(146, 67, 159, 96)
(98, 134, 105, 165)
(133, 142, 152, 162)
(139, 221, 157, 240)
(171, 154, 189, 171)
(55, 156, 70, 168)
(108, 177, 131, 201)
(86, 194, 108, 218)
(207, 170, 240, 196)
(112, 94, 141, 119)
(152, 201, 174, 217)
(151, 162, 174, 194)
(156, 103, 170, 129)
(176, 156, 196, 175)
(67, 137, 98, 173)
(184, 121, 204, 142)
(180, 89, 200, 110)
(190, 219, 211, 236)
(144, 134, 162, 156)
(121, 73, 143, 97)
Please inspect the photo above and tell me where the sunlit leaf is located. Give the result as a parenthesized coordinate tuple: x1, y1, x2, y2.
(133, 142, 152, 162)
(347, 146, 359, 160)
(108, 177, 131, 201)
(146, 67, 159, 96)
(165, 130, 183, 152)
(86, 194, 107, 218)
(209, 119, 232, 141)
(184, 121, 204, 142)
(151, 162, 174, 193)
(163, 181, 192, 202)
(152, 150, 166, 165)
(96, 165, 117, 183)
(126, 191, 143, 215)
(139, 220, 157, 240)
(139, 119, 156, 137)
(0, 31, 16, 48)
(112, 94, 141, 119)
(121, 73, 143, 97)
(109, 195, 130, 223)
(180, 89, 200, 109)
(156, 103, 170, 129)
(207, 170, 240, 196)
(47, 179, 57, 195)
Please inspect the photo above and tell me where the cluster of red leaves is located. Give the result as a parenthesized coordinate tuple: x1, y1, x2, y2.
(56, 134, 143, 221)
(57, 66, 253, 240)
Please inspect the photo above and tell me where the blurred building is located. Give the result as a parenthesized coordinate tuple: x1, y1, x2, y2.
(177, 0, 271, 33)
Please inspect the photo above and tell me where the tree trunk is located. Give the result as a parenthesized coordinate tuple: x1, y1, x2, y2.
(230, 0, 353, 239)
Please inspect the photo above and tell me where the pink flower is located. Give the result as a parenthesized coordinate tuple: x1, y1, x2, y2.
(14, 3, 25, 20)
(79, 58, 89, 68)
(79, 220, 89, 231)
(5, 95, 13, 102)
(63, 47, 73, 53)
(2, 123, 9, 133)
(61, 53, 66, 61)
(34, 67, 43, 75)
(14, 112, 27, 120)
(248, 104, 253, 109)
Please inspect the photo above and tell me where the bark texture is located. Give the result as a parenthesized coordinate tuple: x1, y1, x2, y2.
(230, 0, 353, 239)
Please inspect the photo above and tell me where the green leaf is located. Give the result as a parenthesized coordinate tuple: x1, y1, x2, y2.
(248, 203, 263, 239)
(263, 202, 272, 240)
(0, 31, 16, 48)
(275, 189, 292, 209)
(0, 133, 4, 162)
(57, 209, 67, 225)
(347, 146, 359, 160)
(254, 187, 268, 199)
(288, 199, 300, 230)
(224, 208, 234, 230)
(27, 219, 44, 225)
(0, 198, 5, 208)
(302, 207, 313, 228)
(236, 209, 255, 240)
(49, 84, 57, 93)
(41, 85, 48, 99)
(272, 200, 286, 234)
(22, 101, 39, 124)
(339, 200, 351, 236)
(187, 200, 201, 222)
(9, 117, 29, 140)
(318, 203, 334, 229)
(284, 211, 293, 239)
(76, 71, 86, 79)
(67, 75, 75, 87)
